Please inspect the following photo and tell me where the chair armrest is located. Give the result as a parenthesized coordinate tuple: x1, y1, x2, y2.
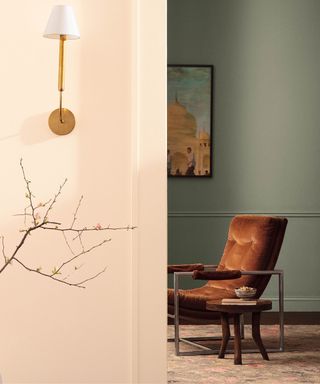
(240, 269, 283, 276)
(192, 270, 241, 280)
(167, 264, 204, 274)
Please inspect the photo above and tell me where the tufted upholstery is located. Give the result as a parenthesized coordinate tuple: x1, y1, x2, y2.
(168, 215, 287, 323)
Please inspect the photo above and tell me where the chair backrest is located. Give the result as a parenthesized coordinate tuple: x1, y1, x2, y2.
(208, 215, 287, 298)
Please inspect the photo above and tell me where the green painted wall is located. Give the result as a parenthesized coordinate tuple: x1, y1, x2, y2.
(168, 0, 320, 311)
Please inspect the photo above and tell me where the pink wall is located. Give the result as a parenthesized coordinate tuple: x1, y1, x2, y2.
(0, 1, 133, 382)
(0, 1, 167, 382)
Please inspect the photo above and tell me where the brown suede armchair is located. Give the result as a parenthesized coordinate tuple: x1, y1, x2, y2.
(168, 215, 288, 356)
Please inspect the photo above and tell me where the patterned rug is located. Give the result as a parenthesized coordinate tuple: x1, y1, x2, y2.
(167, 325, 320, 383)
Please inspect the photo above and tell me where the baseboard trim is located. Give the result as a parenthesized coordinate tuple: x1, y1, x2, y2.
(168, 312, 320, 325)
(168, 212, 320, 218)
(264, 297, 320, 312)
(260, 312, 320, 325)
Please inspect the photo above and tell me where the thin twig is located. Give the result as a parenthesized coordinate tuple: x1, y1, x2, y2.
(35, 198, 52, 210)
(71, 195, 83, 228)
(78, 232, 85, 252)
(72, 229, 85, 242)
(0, 222, 46, 274)
(62, 263, 85, 281)
(43, 178, 68, 221)
(14, 258, 87, 288)
(23, 204, 31, 226)
(54, 238, 111, 275)
(62, 232, 75, 255)
(1, 236, 6, 264)
(76, 267, 107, 286)
(43, 224, 136, 232)
(20, 159, 36, 225)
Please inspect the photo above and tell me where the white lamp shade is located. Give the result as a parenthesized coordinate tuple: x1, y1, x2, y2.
(44, 5, 80, 40)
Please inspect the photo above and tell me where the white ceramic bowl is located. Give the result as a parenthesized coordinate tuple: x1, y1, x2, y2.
(235, 287, 257, 299)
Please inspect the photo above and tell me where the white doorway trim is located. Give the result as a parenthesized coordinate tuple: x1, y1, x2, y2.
(131, 0, 167, 382)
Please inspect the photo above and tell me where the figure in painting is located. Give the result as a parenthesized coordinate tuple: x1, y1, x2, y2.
(185, 147, 196, 176)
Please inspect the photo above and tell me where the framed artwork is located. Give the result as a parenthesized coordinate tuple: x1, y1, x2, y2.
(167, 65, 213, 177)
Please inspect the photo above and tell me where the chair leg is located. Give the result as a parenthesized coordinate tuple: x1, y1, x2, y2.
(252, 312, 269, 360)
(218, 313, 230, 359)
(240, 313, 245, 339)
(233, 314, 242, 365)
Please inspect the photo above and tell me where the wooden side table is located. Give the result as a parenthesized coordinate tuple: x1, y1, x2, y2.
(206, 299, 272, 365)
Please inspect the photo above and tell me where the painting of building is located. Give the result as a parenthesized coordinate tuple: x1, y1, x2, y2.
(167, 65, 213, 177)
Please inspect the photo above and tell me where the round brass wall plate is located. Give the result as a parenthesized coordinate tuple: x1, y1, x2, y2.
(48, 108, 75, 135)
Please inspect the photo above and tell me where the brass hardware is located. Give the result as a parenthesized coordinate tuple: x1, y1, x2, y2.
(48, 34, 75, 135)
(59, 91, 64, 123)
(49, 108, 75, 135)
(58, 35, 66, 92)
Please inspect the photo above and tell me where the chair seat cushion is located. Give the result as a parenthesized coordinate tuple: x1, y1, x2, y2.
(168, 286, 236, 311)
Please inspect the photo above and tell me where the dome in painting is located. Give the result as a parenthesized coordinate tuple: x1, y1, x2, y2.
(168, 100, 197, 139)
(198, 130, 210, 140)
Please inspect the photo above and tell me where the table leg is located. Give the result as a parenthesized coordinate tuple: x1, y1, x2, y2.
(252, 311, 269, 361)
(218, 313, 230, 359)
(233, 314, 242, 365)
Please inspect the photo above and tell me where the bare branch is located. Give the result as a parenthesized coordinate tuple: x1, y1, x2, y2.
(1, 236, 7, 265)
(72, 229, 84, 242)
(13, 258, 87, 288)
(35, 198, 52, 210)
(62, 263, 84, 281)
(43, 178, 68, 221)
(54, 238, 111, 275)
(43, 224, 136, 233)
(20, 159, 36, 225)
(0, 160, 135, 288)
(0, 223, 46, 274)
(71, 195, 83, 228)
(62, 232, 75, 255)
(78, 232, 85, 252)
(76, 267, 107, 286)
(13, 213, 33, 217)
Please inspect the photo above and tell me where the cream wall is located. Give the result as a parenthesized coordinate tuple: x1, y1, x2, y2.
(0, 0, 138, 383)
(131, 0, 167, 382)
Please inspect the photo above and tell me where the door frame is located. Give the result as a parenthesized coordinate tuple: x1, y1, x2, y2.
(131, 0, 167, 382)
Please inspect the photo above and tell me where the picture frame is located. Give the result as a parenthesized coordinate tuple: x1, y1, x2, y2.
(167, 64, 213, 178)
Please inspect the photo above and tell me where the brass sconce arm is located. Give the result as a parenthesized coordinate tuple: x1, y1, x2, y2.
(58, 35, 66, 124)
(44, 5, 80, 135)
(58, 35, 66, 92)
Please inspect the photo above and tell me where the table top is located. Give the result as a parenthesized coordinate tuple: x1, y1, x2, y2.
(206, 299, 272, 313)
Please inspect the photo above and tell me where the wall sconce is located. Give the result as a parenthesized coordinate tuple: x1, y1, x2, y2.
(44, 5, 80, 135)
